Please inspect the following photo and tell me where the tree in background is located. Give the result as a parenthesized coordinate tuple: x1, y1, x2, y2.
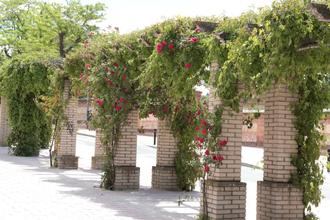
(0, 0, 105, 156)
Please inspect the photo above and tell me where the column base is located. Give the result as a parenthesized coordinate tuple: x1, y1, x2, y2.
(152, 166, 178, 190)
(114, 166, 140, 190)
(57, 155, 78, 169)
(202, 180, 246, 220)
(91, 155, 105, 169)
(257, 181, 304, 220)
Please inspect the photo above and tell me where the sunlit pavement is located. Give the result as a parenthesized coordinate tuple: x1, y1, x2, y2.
(0, 132, 329, 220)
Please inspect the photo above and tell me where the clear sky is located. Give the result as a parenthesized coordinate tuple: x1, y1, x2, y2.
(51, 0, 274, 33)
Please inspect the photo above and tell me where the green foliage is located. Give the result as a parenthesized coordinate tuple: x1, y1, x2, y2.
(1, 59, 52, 156)
(0, 0, 105, 158)
(66, 2, 330, 218)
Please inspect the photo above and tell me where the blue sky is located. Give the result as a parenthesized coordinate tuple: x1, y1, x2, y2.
(51, 0, 274, 33)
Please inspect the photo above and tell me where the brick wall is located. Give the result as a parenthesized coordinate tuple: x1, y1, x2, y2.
(0, 97, 10, 146)
(202, 62, 246, 219)
(257, 181, 304, 219)
(257, 84, 304, 219)
(56, 80, 78, 169)
(242, 114, 264, 147)
(91, 129, 105, 169)
(113, 109, 140, 190)
(263, 84, 297, 182)
(152, 119, 178, 190)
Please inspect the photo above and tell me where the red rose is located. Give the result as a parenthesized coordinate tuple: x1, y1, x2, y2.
(205, 149, 210, 156)
(199, 137, 204, 143)
(115, 105, 122, 111)
(195, 126, 200, 131)
(201, 129, 207, 136)
(113, 63, 119, 68)
(200, 119, 207, 126)
(189, 37, 199, 43)
(161, 40, 167, 46)
(218, 139, 228, 147)
(119, 97, 125, 103)
(184, 63, 192, 69)
(204, 164, 210, 173)
(96, 98, 104, 107)
(217, 155, 224, 161)
(156, 43, 164, 54)
(168, 43, 175, 50)
(122, 74, 127, 81)
(85, 64, 91, 70)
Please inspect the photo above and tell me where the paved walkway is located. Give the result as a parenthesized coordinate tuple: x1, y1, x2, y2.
(0, 133, 329, 219)
(0, 147, 199, 220)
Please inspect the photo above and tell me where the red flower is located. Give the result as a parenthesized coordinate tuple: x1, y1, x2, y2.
(189, 37, 199, 43)
(201, 129, 207, 136)
(205, 149, 210, 156)
(184, 63, 192, 69)
(168, 43, 175, 50)
(204, 164, 210, 173)
(119, 97, 125, 103)
(161, 40, 167, 46)
(196, 110, 201, 116)
(115, 105, 122, 111)
(195, 126, 200, 131)
(85, 64, 91, 70)
(113, 63, 119, 67)
(218, 139, 228, 147)
(122, 74, 127, 81)
(199, 137, 204, 143)
(200, 119, 207, 126)
(156, 43, 164, 54)
(217, 155, 224, 161)
(96, 98, 104, 107)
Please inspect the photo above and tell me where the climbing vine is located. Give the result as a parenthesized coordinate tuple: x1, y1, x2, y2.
(0, 58, 53, 156)
(65, 1, 330, 218)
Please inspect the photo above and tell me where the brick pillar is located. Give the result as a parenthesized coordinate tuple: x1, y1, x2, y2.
(202, 62, 246, 219)
(56, 79, 78, 169)
(0, 97, 10, 146)
(113, 109, 140, 190)
(257, 84, 304, 219)
(152, 119, 178, 190)
(91, 129, 105, 169)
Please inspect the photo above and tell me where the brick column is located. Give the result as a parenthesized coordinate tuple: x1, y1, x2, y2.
(257, 84, 304, 219)
(202, 62, 246, 219)
(152, 119, 178, 190)
(113, 109, 140, 190)
(91, 129, 105, 169)
(56, 79, 78, 169)
(0, 97, 10, 146)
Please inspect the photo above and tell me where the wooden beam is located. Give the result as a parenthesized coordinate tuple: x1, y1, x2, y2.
(195, 21, 218, 33)
(308, 3, 330, 23)
(214, 31, 230, 44)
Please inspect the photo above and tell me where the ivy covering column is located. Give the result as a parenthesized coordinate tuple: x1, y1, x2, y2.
(56, 79, 79, 169)
(0, 97, 10, 146)
(202, 62, 246, 220)
(91, 129, 105, 169)
(257, 84, 304, 219)
(152, 119, 178, 190)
